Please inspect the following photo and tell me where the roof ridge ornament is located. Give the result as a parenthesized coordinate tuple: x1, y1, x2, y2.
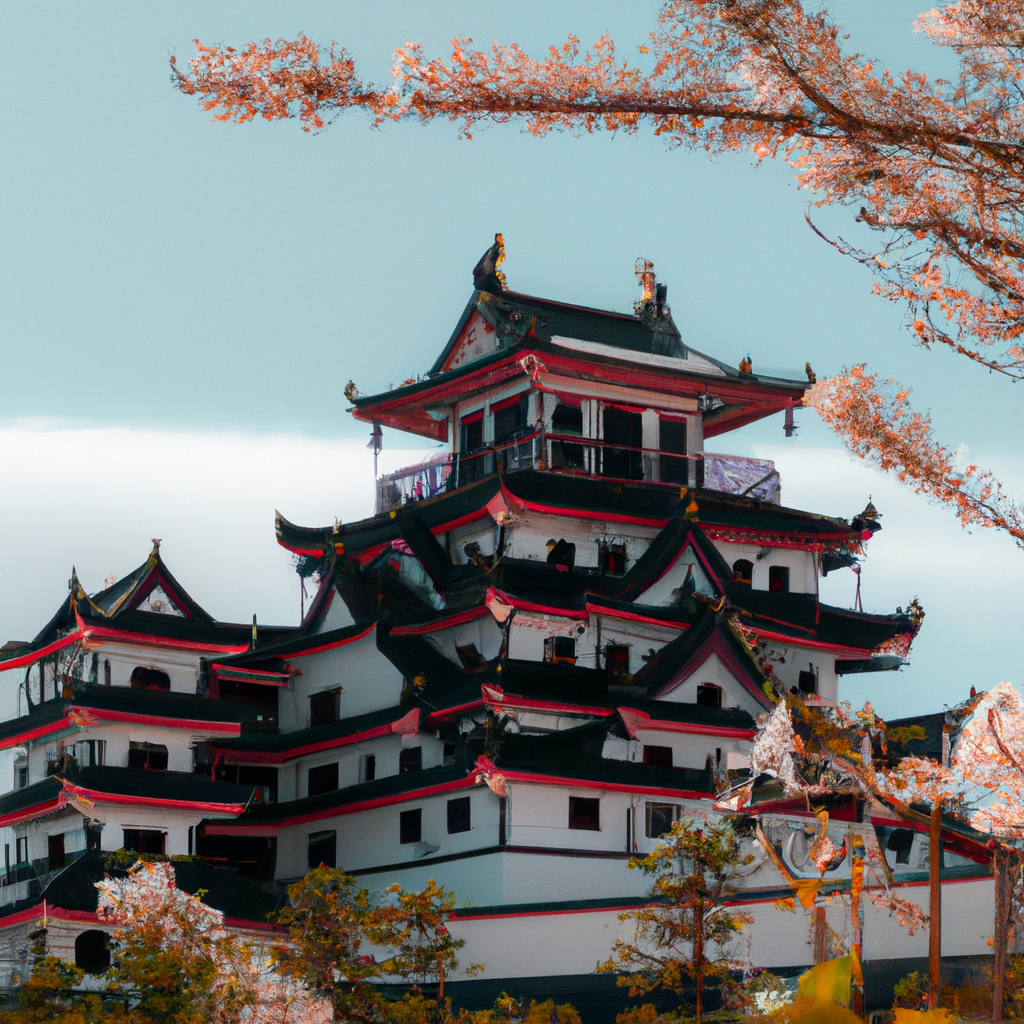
(473, 233, 507, 293)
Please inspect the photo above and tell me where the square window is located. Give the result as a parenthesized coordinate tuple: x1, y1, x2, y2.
(543, 636, 576, 664)
(310, 690, 340, 728)
(307, 762, 339, 797)
(128, 742, 168, 771)
(308, 830, 337, 869)
(400, 808, 422, 844)
(399, 747, 423, 773)
(568, 796, 600, 831)
(696, 684, 722, 708)
(122, 830, 165, 855)
(798, 669, 817, 695)
(643, 745, 673, 769)
(447, 797, 471, 834)
(645, 802, 679, 839)
(598, 541, 629, 575)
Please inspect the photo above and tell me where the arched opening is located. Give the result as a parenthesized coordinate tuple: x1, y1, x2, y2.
(129, 667, 170, 691)
(732, 559, 753, 586)
(75, 929, 110, 974)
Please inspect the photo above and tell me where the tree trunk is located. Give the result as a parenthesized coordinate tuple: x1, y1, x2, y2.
(929, 800, 942, 1009)
(694, 898, 704, 1024)
(994, 847, 1010, 1023)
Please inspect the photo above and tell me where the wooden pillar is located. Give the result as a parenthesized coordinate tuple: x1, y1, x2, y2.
(929, 800, 942, 1009)
(813, 905, 827, 965)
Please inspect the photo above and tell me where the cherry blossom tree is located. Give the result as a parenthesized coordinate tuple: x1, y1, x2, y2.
(172, 1, 1024, 542)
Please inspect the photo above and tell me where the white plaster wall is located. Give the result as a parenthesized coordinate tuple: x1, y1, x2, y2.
(630, 727, 750, 773)
(424, 616, 503, 666)
(508, 784, 629, 853)
(714, 541, 818, 596)
(312, 590, 355, 634)
(580, 617, 677, 676)
(654, 652, 766, 716)
(504, 512, 660, 571)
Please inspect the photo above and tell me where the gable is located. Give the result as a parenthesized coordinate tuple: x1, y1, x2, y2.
(424, 614, 503, 668)
(134, 585, 185, 617)
(655, 651, 768, 717)
(311, 588, 355, 635)
(636, 545, 720, 607)
(439, 310, 497, 373)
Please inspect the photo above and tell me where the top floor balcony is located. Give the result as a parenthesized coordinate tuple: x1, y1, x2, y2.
(375, 432, 779, 515)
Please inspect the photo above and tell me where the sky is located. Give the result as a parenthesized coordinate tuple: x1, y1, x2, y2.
(0, 2, 1020, 719)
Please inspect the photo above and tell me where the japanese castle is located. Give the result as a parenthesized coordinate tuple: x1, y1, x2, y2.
(0, 240, 997, 1012)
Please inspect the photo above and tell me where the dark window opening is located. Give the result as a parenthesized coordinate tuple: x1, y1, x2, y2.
(47, 833, 65, 871)
(646, 802, 678, 839)
(643, 745, 673, 769)
(543, 636, 576, 665)
(400, 808, 422, 844)
(17, 765, 27, 789)
(493, 395, 527, 444)
(460, 414, 483, 453)
(732, 559, 754, 586)
(545, 538, 576, 569)
(360, 754, 376, 783)
(660, 418, 689, 486)
(75, 930, 110, 974)
(550, 402, 584, 470)
(798, 668, 818, 695)
(16, 837, 28, 864)
(122, 830, 165, 855)
(696, 684, 723, 708)
(886, 828, 916, 866)
(447, 796, 471, 834)
(569, 796, 601, 831)
(128, 741, 168, 771)
(307, 762, 339, 798)
(605, 644, 631, 685)
(307, 829, 337, 869)
(598, 541, 628, 575)
(310, 689, 340, 728)
(86, 826, 101, 852)
(498, 796, 507, 846)
(602, 407, 644, 480)
(104, 658, 111, 686)
(129, 667, 170, 691)
(443, 743, 457, 767)
(768, 566, 790, 593)
(399, 746, 423, 773)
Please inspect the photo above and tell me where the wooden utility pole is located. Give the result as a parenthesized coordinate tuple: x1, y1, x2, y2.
(929, 799, 942, 1009)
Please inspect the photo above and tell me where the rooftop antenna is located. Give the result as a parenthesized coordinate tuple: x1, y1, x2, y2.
(368, 421, 383, 486)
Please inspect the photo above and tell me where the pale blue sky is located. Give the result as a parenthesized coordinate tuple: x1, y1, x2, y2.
(0, 2, 1019, 718)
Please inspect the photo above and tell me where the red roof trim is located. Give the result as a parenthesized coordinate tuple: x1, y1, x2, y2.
(78, 623, 247, 654)
(586, 603, 691, 629)
(475, 762, 711, 801)
(289, 623, 376, 659)
(0, 794, 66, 829)
(390, 607, 490, 637)
(618, 707, 755, 740)
(70, 707, 242, 737)
(425, 701, 486, 726)
(0, 717, 74, 750)
(744, 626, 866, 654)
(62, 781, 247, 817)
(486, 587, 589, 621)
(0, 631, 82, 671)
(487, 696, 615, 718)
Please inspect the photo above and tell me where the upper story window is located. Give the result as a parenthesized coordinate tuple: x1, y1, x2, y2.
(545, 538, 575, 569)
(696, 683, 723, 708)
(601, 407, 644, 481)
(569, 795, 600, 831)
(659, 417, 688, 486)
(598, 541, 628, 575)
(550, 402, 585, 471)
(129, 667, 170, 691)
(492, 394, 528, 444)
(643, 745, 673, 768)
(308, 829, 337, 869)
(605, 644, 630, 684)
(798, 666, 818, 695)
(460, 411, 483, 453)
(128, 741, 168, 771)
(310, 689, 341, 728)
(732, 559, 754, 586)
(447, 796, 471, 834)
(400, 808, 422, 844)
(308, 762, 339, 797)
(543, 636, 576, 665)
(768, 565, 790, 593)
(399, 746, 423, 773)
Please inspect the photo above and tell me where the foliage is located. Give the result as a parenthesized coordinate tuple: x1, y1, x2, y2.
(597, 817, 754, 1024)
(172, 1, 1024, 541)
(0, 949, 113, 1024)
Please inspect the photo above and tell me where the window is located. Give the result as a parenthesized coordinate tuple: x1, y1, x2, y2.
(598, 541, 628, 575)
(460, 412, 483, 453)
(87, 826, 101, 852)
(399, 746, 423, 773)
(308, 830, 337, 869)
(307, 762, 339, 797)
(129, 667, 170, 691)
(47, 833, 65, 870)
(104, 658, 111, 686)
(545, 538, 576, 569)
(359, 754, 376, 783)
(605, 644, 631, 685)
(645, 802, 679, 839)
(77, 739, 105, 767)
(447, 796, 471, 834)
(443, 743, 457, 767)
(643, 745, 673, 769)
(602, 407, 643, 480)
(16, 837, 28, 864)
(493, 394, 527, 443)
(400, 808, 422, 844)
(659, 418, 688, 486)
(128, 741, 168, 771)
(75, 930, 110, 974)
(122, 830, 165, 855)
(798, 668, 817, 695)
(16, 765, 27, 790)
(568, 796, 600, 831)
(310, 689, 340, 728)
(768, 566, 790, 593)
(885, 829, 915, 866)
(543, 636, 576, 665)
(732, 559, 754, 586)
(696, 684, 723, 708)
(550, 402, 584, 470)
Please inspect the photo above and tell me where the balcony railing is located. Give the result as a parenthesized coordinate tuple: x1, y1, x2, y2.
(375, 432, 779, 514)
